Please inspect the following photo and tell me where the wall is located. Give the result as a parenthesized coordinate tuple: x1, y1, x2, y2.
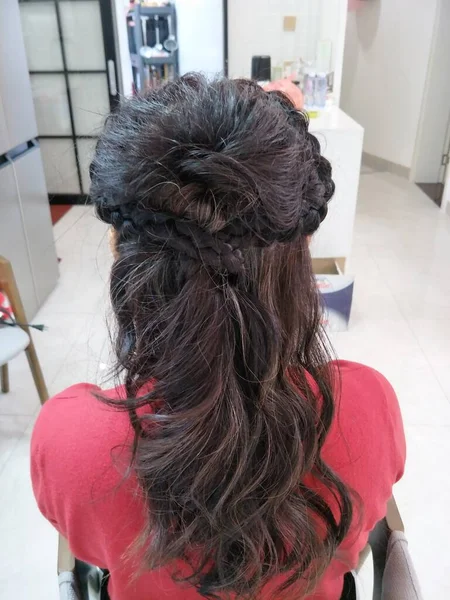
(227, 0, 344, 98)
(113, 0, 133, 97)
(176, 0, 224, 77)
(341, 0, 438, 170)
(113, 0, 223, 91)
(413, 0, 450, 183)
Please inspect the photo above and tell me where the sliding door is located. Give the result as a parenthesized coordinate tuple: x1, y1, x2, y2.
(19, 0, 119, 203)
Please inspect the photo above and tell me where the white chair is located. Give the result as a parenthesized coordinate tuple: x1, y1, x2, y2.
(58, 535, 109, 600)
(351, 497, 423, 600)
(0, 255, 48, 404)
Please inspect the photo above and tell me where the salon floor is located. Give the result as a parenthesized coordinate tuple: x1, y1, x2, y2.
(1, 170, 450, 599)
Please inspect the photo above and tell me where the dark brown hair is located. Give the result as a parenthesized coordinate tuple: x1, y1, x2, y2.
(90, 74, 352, 598)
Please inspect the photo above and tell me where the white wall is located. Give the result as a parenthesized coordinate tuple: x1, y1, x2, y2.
(341, 0, 438, 169)
(113, 0, 224, 92)
(227, 0, 344, 100)
(176, 0, 224, 77)
(113, 0, 133, 97)
(413, 0, 450, 183)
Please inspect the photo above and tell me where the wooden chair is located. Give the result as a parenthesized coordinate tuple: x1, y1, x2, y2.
(0, 255, 48, 405)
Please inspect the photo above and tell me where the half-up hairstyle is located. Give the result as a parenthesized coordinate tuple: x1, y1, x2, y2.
(90, 74, 352, 599)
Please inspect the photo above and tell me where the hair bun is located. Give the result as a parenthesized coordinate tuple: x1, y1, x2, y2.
(91, 75, 335, 257)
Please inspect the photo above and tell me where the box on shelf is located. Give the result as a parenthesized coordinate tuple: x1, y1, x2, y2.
(312, 259, 354, 332)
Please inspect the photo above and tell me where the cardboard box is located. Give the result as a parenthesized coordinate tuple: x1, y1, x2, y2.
(313, 259, 354, 331)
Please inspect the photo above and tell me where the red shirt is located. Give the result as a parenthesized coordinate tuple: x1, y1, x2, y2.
(31, 361, 405, 599)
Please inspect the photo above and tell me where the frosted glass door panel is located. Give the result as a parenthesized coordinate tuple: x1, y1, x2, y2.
(20, 2, 64, 71)
(77, 138, 97, 194)
(60, 1, 106, 70)
(18, 0, 118, 199)
(69, 73, 109, 135)
(30, 75, 72, 136)
(39, 139, 80, 194)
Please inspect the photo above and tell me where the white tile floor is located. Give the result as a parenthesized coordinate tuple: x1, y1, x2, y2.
(1, 171, 450, 599)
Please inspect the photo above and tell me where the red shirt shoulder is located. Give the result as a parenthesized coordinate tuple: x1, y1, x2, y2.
(327, 361, 406, 523)
(31, 383, 145, 569)
(31, 362, 406, 599)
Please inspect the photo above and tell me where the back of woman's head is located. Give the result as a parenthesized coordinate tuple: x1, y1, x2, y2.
(90, 74, 352, 599)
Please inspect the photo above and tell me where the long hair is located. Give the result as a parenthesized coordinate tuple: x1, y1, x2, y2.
(90, 75, 353, 598)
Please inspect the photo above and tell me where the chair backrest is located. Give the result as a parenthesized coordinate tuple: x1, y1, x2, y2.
(58, 534, 75, 574)
(0, 256, 29, 327)
(369, 497, 405, 599)
(58, 534, 108, 600)
(354, 497, 422, 600)
(354, 543, 374, 599)
(0, 254, 48, 402)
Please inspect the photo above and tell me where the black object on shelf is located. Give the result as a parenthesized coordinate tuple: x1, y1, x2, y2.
(139, 5, 174, 16)
(251, 55, 271, 82)
(132, 3, 179, 92)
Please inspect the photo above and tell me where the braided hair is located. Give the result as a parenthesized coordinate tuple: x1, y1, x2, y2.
(92, 77, 333, 279)
(90, 75, 352, 599)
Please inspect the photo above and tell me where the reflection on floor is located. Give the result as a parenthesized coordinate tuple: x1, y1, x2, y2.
(50, 204, 72, 225)
(416, 182, 444, 207)
(1, 172, 450, 598)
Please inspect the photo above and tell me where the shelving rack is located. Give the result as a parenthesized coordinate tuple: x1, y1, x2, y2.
(131, 3, 179, 92)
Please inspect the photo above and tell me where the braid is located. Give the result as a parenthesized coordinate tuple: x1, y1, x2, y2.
(96, 86, 334, 276)
(266, 91, 334, 235)
(98, 201, 309, 276)
(301, 148, 334, 235)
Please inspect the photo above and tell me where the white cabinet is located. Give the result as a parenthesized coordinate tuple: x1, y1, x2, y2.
(0, 162, 39, 318)
(0, 0, 58, 318)
(310, 108, 364, 262)
(0, 0, 38, 148)
(12, 146, 59, 308)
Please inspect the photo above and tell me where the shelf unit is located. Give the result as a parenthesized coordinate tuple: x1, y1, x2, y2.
(132, 3, 179, 92)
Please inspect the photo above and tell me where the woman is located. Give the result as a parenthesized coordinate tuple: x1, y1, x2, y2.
(31, 75, 405, 599)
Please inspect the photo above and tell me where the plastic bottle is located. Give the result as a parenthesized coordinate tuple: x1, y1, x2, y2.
(314, 73, 327, 109)
(304, 70, 316, 108)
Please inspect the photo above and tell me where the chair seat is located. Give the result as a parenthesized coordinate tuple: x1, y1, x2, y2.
(0, 325, 30, 365)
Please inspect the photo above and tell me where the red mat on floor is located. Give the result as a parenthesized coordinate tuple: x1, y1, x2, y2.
(50, 205, 71, 225)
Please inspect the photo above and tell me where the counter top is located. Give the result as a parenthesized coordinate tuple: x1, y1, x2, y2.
(308, 106, 363, 133)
